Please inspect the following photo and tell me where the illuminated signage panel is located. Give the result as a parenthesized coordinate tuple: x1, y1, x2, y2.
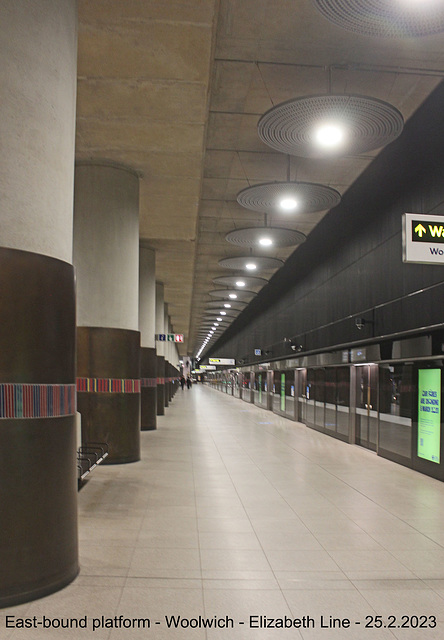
(418, 369, 441, 464)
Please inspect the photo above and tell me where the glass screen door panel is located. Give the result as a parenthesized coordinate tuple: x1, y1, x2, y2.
(355, 364, 378, 451)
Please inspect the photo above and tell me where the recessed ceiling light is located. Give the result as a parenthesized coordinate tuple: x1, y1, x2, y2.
(258, 95, 403, 158)
(235, 280, 246, 287)
(217, 317, 223, 321)
(245, 263, 257, 271)
(259, 237, 273, 246)
(224, 303, 231, 308)
(314, 123, 344, 148)
(279, 198, 298, 211)
(229, 294, 237, 299)
(312, 0, 444, 38)
(220, 311, 227, 315)
(214, 323, 219, 326)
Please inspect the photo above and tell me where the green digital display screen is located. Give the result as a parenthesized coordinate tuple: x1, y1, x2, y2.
(418, 369, 441, 464)
(280, 373, 285, 412)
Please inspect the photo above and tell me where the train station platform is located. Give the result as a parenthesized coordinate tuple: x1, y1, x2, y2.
(2, 384, 444, 639)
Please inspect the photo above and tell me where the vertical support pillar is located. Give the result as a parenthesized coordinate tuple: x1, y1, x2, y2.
(139, 246, 157, 430)
(163, 305, 170, 408)
(156, 283, 165, 416)
(0, 0, 78, 607)
(167, 317, 173, 402)
(74, 164, 141, 464)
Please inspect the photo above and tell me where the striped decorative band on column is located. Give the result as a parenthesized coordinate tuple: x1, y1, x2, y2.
(76, 378, 141, 393)
(0, 383, 76, 419)
(141, 378, 157, 388)
(156, 377, 165, 384)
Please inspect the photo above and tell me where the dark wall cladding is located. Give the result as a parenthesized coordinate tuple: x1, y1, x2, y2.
(208, 80, 444, 363)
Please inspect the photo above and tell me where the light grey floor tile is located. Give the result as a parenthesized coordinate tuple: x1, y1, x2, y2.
(128, 548, 201, 579)
(136, 529, 199, 548)
(327, 548, 409, 573)
(265, 549, 340, 573)
(200, 548, 271, 572)
(256, 530, 324, 551)
(203, 577, 280, 590)
(274, 571, 354, 591)
(198, 531, 262, 550)
(79, 545, 135, 577)
(197, 518, 254, 533)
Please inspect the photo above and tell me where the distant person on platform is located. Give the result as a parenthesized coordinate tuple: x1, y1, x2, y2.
(180, 376, 185, 390)
(186, 376, 192, 389)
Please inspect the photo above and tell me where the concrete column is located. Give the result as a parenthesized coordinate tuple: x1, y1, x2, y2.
(155, 283, 166, 415)
(0, 0, 78, 607)
(74, 163, 140, 464)
(164, 305, 170, 407)
(139, 246, 157, 430)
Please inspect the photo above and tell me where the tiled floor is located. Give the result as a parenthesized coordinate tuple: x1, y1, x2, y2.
(2, 384, 444, 639)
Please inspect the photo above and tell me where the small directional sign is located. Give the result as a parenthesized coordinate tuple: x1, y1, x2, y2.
(403, 213, 444, 264)
(209, 358, 235, 365)
(156, 333, 185, 342)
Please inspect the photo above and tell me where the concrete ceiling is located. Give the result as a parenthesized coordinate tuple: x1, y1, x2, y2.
(75, 0, 444, 356)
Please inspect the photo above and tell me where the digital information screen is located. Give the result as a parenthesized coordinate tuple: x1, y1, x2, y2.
(418, 369, 441, 464)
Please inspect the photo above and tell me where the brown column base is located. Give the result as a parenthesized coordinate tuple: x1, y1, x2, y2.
(0, 417, 79, 607)
(156, 355, 165, 416)
(141, 347, 157, 431)
(0, 248, 78, 607)
(77, 327, 141, 463)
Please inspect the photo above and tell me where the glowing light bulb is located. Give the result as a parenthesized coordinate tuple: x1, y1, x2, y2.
(314, 124, 344, 149)
(229, 293, 237, 299)
(245, 263, 257, 271)
(220, 311, 227, 315)
(224, 303, 231, 308)
(279, 198, 298, 211)
(236, 280, 246, 287)
(259, 237, 273, 246)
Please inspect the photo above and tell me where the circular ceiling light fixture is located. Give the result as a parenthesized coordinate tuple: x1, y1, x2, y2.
(224, 303, 231, 308)
(237, 181, 341, 214)
(259, 237, 273, 246)
(204, 299, 248, 311)
(235, 280, 246, 287)
(204, 310, 236, 321)
(258, 95, 403, 158)
(213, 275, 268, 289)
(226, 227, 306, 249)
(245, 263, 257, 271)
(219, 256, 284, 272)
(312, 0, 444, 38)
(209, 288, 256, 302)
